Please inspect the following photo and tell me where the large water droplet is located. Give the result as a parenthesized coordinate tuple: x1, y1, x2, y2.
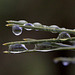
(57, 32, 71, 39)
(12, 25, 22, 36)
(62, 61, 69, 66)
(49, 25, 60, 33)
(8, 44, 28, 53)
(24, 23, 34, 31)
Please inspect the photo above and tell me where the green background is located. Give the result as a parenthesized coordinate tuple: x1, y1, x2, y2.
(0, 0, 75, 75)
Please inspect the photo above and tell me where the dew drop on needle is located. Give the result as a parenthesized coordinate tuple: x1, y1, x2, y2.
(57, 32, 71, 39)
(12, 25, 22, 36)
(8, 44, 28, 53)
(33, 22, 43, 27)
(49, 25, 60, 33)
(24, 23, 34, 31)
(33, 22, 43, 31)
(35, 42, 51, 50)
(18, 20, 28, 24)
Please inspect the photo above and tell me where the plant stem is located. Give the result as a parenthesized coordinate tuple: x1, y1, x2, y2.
(3, 37, 75, 45)
(6, 24, 75, 35)
(3, 46, 75, 54)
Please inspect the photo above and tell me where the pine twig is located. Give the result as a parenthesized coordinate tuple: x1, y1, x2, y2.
(6, 23, 75, 35)
(3, 37, 75, 46)
(3, 46, 75, 54)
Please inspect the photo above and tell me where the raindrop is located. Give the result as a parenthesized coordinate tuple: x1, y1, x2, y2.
(33, 22, 43, 31)
(24, 23, 34, 31)
(43, 25, 48, 28)
(62, 61, 69, 66)
(33, 22, 42, 27)
(61, 28, 66, 30)
(35, 42, 51, 50)
(8, 44, 28, 53)
(12, 25, 22, 36)
(57, 32, 71, 39)
(49, 25, 60, 33)
(18, 20, 28, 24)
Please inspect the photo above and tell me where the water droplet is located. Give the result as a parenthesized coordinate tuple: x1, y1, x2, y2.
(62, 61, 69, 66)
(43, 25, 48, 28)
(35, 42, 51, 50)
(61, 28, 66, 30)
(8, 44, 28, 53)
(12, 25, 22, 36)
(33, 22, 43, 31)
(49, 25, 60, 33)
(57, 32, 71, 39)
(24, 23, 34, 31)
(18, 20, 28, 24)
(33, 22, 42, 27)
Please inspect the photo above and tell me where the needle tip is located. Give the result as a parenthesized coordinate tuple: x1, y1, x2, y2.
(3, 51, 9, 53)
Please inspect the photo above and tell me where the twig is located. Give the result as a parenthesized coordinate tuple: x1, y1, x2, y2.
(3, 46, 75, 54)
(6, 23, 75, 35)
(3, 37, 75, 46)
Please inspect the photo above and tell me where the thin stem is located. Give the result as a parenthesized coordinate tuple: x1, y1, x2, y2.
(3, 37, 75, 45)
(6, 24, 75, 35)
(6, 20, 27, 25)
(3, 46, 75, 53)
(54, 57, 75, 62)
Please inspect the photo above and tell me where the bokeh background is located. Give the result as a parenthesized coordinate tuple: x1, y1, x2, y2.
(0, 0, 75, 75)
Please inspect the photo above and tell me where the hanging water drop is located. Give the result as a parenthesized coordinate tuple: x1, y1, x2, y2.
(62, 61, 69, 66)
(49, 25, 60, 33)
(8, 44, 28, 53)
(57, 32, 71, 39)
(12, 25, 22, 36)
(24, 23, 34, 31)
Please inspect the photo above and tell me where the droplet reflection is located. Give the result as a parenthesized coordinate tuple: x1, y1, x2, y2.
(12, 25, 22, 36)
